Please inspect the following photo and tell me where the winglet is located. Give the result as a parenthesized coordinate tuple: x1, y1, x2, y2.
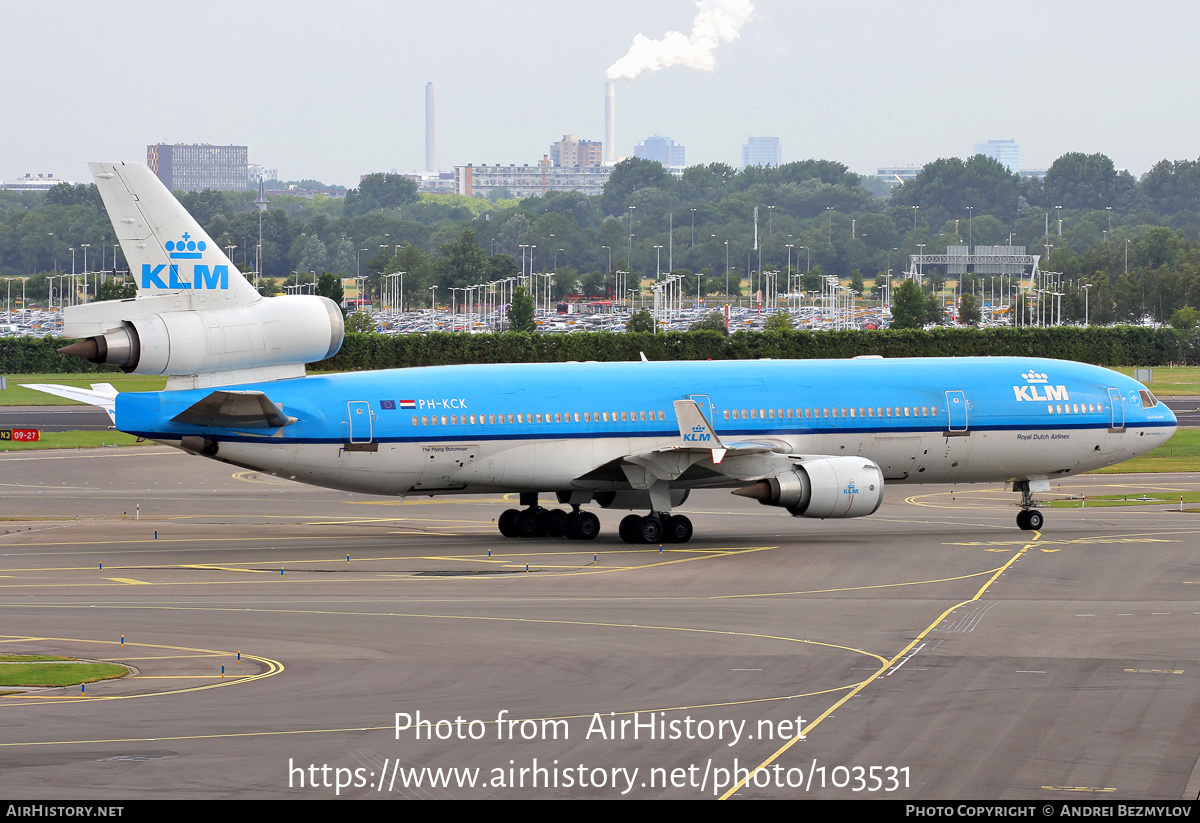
(672, 399, 724, 462)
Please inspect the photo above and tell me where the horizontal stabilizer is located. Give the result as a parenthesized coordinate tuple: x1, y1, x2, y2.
(171, 390, 297, 429)
(21, 383, 118, 424)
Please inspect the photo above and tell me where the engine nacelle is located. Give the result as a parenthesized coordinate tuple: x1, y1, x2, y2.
(60, 295, 343, 376)
(594, 489, 691, 511)
(734, 456, 884, 518)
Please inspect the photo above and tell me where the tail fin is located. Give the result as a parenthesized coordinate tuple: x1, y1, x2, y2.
(90, 161, 260, 306)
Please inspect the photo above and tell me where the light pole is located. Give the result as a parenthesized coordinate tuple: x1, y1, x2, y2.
(724, 240, 730, 302)
(966, 206, 974, 250)
(80, 243, 89, 303)
(627, 206, 636, 279)
(654, 245, 662, 281)
(689, 208, 696, 247)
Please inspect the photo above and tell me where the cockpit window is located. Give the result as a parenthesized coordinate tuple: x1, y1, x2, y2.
(1139, 390, 1159, 409)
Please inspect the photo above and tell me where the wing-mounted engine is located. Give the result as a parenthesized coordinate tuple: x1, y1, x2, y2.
(733, 455, 884, 518)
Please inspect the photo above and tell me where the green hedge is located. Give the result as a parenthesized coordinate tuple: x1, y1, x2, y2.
(3, 327, 1196, 375)
(321, 326, 1197, 371)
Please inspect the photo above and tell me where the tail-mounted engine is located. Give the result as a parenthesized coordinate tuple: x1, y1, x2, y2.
(59, 294, 344, 378)
(733, 456, 884, 518)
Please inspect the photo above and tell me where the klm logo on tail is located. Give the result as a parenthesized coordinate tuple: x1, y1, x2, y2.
(140, 233, 229, 290)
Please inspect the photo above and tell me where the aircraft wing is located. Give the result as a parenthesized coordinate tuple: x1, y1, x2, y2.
(21, 383, 119, 424)
(573, 399, 794, 492)
(170, 390, 297, 429)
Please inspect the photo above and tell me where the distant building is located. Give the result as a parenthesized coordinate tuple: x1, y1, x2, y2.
(147, 143, 249, 191)
(634, 135, 685, 167)
(550, 135, 603, 168)
(455, 161, 612, 199)
(974, 139, 1020, 173)
(247, 164, 277, 186)
(402, 170, 457, 194)
(876, 166, 924, 186)
(1, 173, 74, 192)
(1018, 168, 1047, 181)
(742, 136, 781, 168)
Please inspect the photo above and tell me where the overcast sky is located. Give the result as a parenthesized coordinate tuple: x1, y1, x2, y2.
(4, 0, 1196, 187)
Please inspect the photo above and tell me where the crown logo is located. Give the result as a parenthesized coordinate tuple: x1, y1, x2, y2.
(1021, 371, 1048, 384)
(165, 232, 206, 259)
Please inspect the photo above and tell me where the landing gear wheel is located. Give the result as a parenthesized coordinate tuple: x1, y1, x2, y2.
(619, 514, 641, 544)
(545, 509, 569, 538)
(663, 514, 693, 544)
(636, 515, 664, 544)
(498, 509, 520, 538)
(515, 508, 544, 538)
(1017, 509, 1044, 531)
(567, 511, 600, 541)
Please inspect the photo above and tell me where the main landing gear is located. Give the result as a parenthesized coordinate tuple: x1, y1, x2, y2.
(497, 493, 599, 541)
(494, 493, 694, 543)
(1013, 481, 1045, 531)
(618, 513, 693, 544)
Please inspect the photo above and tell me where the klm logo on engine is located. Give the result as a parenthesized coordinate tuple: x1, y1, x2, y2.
(1013, 369, 1068, 402)
(843, 481, 858, 495)
(683, 425, 711, 442)
(140, 233, 229, 290)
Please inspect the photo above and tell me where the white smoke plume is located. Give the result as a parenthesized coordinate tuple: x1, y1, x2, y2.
(606, 0, 754, 81)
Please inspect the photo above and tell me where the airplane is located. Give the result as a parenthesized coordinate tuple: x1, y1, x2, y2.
(25, 162, 1178, 544)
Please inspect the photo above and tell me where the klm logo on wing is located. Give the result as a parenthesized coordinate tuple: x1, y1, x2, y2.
(140, 232, 229, 290)
(683, 424, 711, 443)
(1012, 369, 1068, 402)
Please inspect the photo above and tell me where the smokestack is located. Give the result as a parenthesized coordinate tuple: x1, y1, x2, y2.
(604, 81, 615, 164)
(425, 82, 435, 173)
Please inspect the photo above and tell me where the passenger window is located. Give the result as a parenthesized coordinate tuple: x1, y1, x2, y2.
(412, 416, 419, 426)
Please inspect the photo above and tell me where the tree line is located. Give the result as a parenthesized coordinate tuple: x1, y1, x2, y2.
(4, 152, 1200, 325)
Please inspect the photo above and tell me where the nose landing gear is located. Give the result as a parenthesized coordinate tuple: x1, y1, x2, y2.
(1013, 480, 1045, 531)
